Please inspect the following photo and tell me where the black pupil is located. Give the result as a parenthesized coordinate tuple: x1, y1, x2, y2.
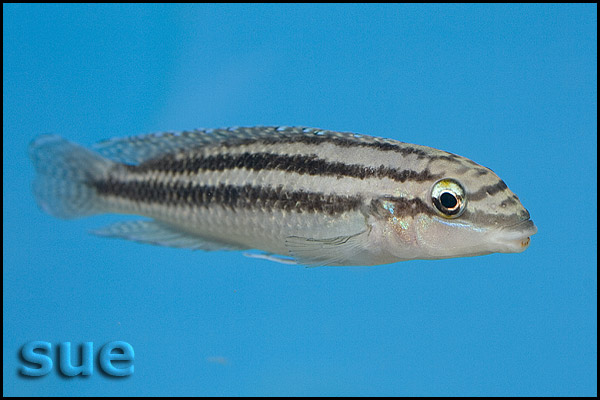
(440, 192, 458, 209)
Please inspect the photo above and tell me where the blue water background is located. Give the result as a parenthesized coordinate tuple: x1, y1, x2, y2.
(3, 4, 597, 396)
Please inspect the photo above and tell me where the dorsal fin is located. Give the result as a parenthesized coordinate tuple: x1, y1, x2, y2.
(91, 126, 329, 165)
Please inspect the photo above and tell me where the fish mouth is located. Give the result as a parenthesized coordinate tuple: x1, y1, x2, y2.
(493, 218, 538, 253)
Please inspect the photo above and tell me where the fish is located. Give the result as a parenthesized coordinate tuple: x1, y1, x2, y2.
(28, 126, 537, 266)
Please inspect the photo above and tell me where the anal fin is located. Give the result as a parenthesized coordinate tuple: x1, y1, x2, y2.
(91, 220, 244, 251)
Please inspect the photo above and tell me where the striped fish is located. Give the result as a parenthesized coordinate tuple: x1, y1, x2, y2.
(29, 126, 537, 266)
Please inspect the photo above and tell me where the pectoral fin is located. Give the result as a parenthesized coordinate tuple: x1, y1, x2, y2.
(284, 229, 370, 267)
(243, 252, 298, 265)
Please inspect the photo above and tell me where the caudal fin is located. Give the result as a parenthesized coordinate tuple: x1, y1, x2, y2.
(29, 135, 115, 219)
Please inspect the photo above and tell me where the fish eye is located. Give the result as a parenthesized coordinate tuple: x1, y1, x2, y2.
(431, 179, 466, 218)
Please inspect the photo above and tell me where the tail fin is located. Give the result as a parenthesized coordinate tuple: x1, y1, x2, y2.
(29, 135, 116, 219)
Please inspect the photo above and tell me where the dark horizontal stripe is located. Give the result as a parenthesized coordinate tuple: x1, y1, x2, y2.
(227, 134, 463, 163)
(257, 134, 431, 157)
(91, 178, 363, 216)
(96, 127, 467, 166)
(130, 152, 443, 183)
(499, 196, 518, 207)
(154, 127, 463, 163)
(461, 208, 531, 228)
(370, 196, 436, 218)
(469, 180, 509, 201)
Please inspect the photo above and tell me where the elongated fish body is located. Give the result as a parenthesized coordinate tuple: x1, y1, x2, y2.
(29, 126, 537, 266)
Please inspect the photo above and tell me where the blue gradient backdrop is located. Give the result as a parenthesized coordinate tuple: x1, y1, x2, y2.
(3, 4, 597, 396)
